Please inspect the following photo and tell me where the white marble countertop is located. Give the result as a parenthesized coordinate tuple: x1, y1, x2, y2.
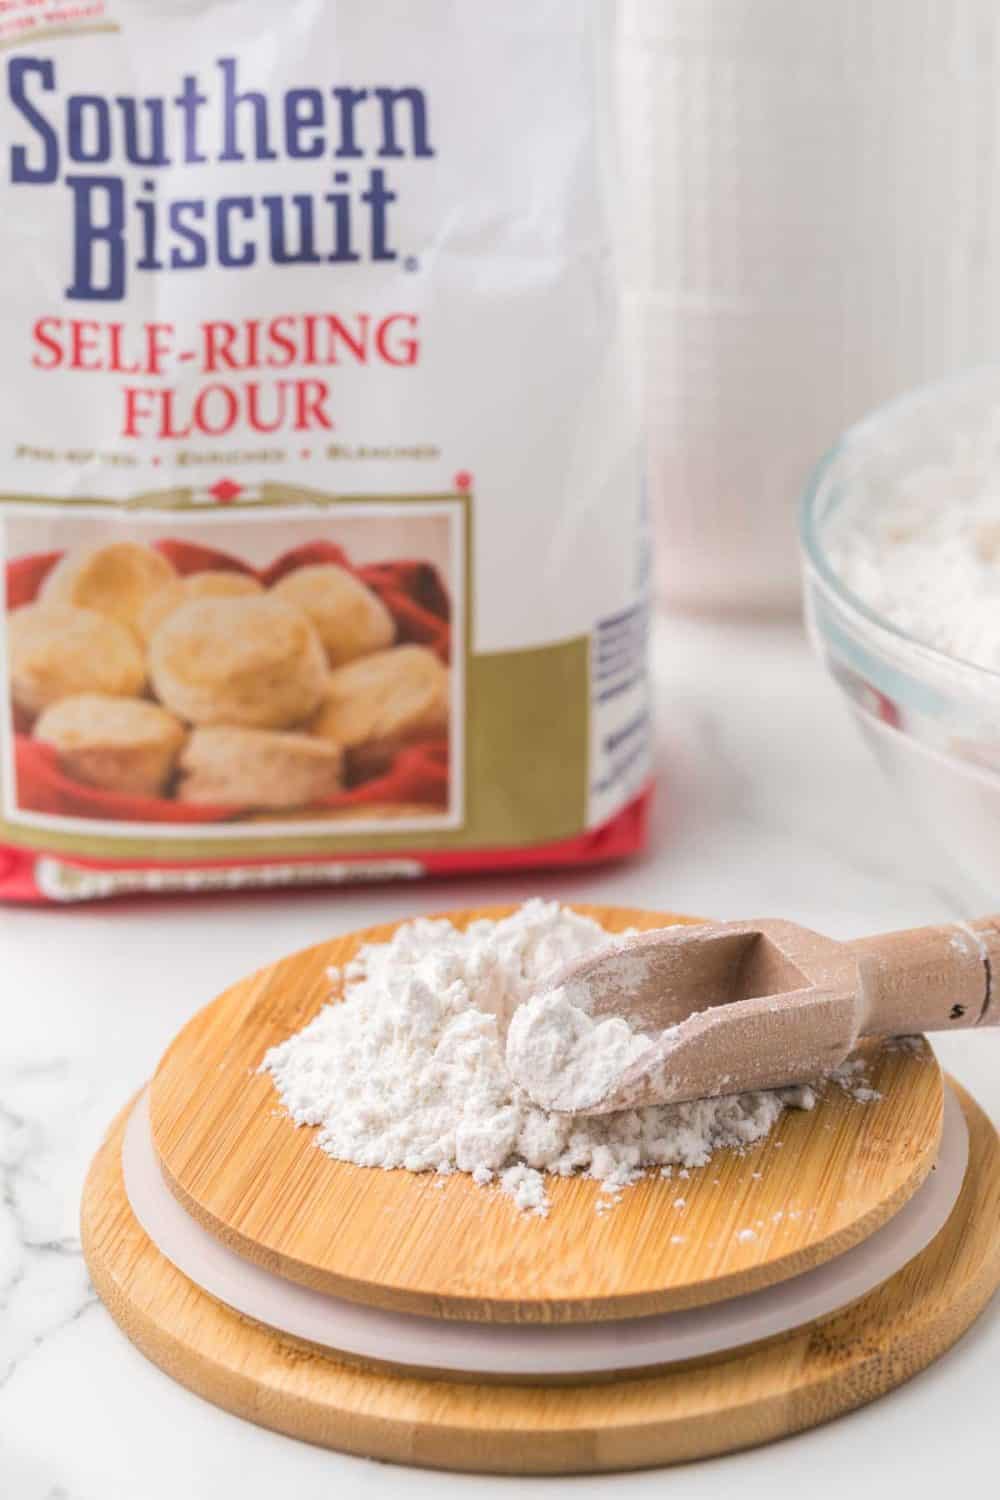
(2, 614, 998, 1500)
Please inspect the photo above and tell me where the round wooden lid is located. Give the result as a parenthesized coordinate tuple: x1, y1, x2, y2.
(81, 1081, 1000, 1471)
(148, 905, 944, 1324)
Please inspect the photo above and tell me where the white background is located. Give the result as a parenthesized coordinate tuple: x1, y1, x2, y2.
(623, 0, 1000, 608)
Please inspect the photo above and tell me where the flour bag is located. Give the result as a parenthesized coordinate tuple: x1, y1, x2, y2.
(0, 0, 649, 902)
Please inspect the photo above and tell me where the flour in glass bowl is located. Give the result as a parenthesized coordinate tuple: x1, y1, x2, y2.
(827, 473, 1000, 670)
(262, 901, 810, 1216)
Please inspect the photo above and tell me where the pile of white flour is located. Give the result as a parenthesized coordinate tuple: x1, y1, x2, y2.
(262, 901, 801, 1216)
(505, 984, 657, 1113)
(828, 481, 1000, 669)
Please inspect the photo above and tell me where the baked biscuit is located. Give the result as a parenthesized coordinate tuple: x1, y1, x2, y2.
(178, 726, 343, 809)
(148, 595, 327, 728)
(138, 570, 262, 642)
(40, 541, 175, 638)
(33, 694, 186, 796)
(309, 644, 449, 779)
(8, 603, 146, 719)
(271, 564, 394, 667)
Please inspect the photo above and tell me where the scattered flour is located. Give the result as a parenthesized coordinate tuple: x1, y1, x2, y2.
(261, 901, 805, 1217)
(828, 1058, 883, 1104)
(780, 1083, 818, 1110)
(827, 481, 1000, 669)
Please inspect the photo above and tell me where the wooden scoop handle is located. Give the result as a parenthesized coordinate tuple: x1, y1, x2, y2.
(850, 918, 1000, 1036)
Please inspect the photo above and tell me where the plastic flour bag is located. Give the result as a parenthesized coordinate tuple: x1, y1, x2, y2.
(0, 0, 649, 903)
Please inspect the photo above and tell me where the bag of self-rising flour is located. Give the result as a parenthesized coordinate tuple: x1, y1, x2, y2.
(0, 0, 649, 902)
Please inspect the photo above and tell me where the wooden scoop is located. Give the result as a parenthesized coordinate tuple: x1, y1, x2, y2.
(510, 917, 1000, 1113)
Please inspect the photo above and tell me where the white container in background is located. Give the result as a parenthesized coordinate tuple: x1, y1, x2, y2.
(622, 1, 1000, 613)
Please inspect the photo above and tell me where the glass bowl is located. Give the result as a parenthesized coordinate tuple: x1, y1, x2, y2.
(800, 366, 1000, 901)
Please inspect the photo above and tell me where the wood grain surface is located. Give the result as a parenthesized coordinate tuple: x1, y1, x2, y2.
(82, 1080, 1000, 1474)
(148, 905, 944, 1323)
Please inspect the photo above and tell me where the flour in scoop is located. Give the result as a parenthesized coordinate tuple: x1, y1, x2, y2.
(262, 901, 803, 1216)
(505, 985, 657, 1112)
